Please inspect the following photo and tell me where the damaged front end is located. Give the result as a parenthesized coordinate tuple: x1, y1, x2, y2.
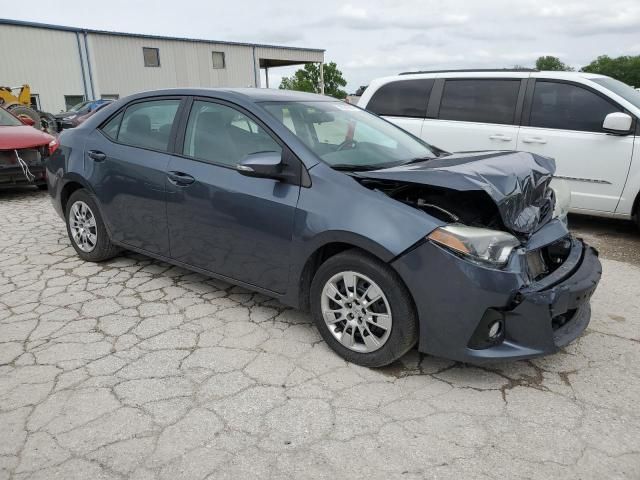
(354, 150, 602, 362)
(354, 150, 559, 237)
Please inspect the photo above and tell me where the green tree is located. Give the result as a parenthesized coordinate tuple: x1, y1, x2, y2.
(535, 56, 574, 71)
(581, 55, 640, 88)
(279, 62, 348, 99)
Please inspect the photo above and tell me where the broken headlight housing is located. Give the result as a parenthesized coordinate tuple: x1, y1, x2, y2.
(428, 225, 520, 267)
(551, 179, 571, 224)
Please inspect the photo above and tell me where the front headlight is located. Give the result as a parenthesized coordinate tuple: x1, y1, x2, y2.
(428, 225, 520, 266)
(551, 178, 571, 223)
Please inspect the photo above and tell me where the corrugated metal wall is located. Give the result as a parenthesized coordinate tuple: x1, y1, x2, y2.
(88, 34, 260, 97)
(0, 25, 86, 113)
(0, 22, 324, 113)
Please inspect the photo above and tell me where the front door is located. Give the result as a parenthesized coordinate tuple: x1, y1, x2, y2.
(84, 98, 182, 256)
(165, 99, 299, 293)
(517, 80, 634, 213)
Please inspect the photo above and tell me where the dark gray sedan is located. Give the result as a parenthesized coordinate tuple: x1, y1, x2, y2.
(46, 88, 601, 366)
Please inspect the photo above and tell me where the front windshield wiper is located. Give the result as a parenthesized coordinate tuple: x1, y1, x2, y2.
(401, 156, 434, 166)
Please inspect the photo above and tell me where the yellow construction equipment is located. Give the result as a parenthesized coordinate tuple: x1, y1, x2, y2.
(0, 84, 56, 133)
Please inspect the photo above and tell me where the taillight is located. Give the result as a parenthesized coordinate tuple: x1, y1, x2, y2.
(48, 138, 59, 155)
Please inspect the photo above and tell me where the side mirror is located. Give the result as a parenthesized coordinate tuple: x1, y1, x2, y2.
(18, 115, 36, 126)
(602, 112, 633, 135)
(236, 151, 285, 180)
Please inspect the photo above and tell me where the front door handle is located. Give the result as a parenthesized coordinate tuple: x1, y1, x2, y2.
(87, 150, 106, 162)
(521, 137, 548, 144)
(167, 171, 195, 186)
(489, 134, 512, 141)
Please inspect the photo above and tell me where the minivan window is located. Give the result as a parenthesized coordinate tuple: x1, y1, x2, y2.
(366, 79, 434, 118)
(183, 100, 281, 167)
(439, 79, 521, 125)
(529, 81, 620, 133)
(116, 100, 180, 151)
(591, 77, 640, 110)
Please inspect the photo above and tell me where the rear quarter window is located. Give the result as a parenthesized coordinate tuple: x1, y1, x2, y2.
(366, 79, 434, 118)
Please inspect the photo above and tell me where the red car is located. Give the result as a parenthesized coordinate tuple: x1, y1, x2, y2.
(0, 107, 58, 189)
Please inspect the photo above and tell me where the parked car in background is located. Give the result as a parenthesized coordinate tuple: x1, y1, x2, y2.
(359, 70, 640, 227)
(56, 99, 113, 130)
(0, 107, 58, 189)
(46, 88, 601, 366)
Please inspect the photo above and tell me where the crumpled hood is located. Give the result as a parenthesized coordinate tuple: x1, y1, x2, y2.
(0, 125, 54, 150)
(355, 150, 556, 235)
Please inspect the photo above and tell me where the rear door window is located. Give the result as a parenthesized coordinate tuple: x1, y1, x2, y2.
(439, 79, 521, 125)
(529, 81, 621, 133)
(116, 99, 180, 151)
(366, 79, 434, 118)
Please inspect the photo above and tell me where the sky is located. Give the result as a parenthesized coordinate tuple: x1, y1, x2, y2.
(8, 0, 640, 92)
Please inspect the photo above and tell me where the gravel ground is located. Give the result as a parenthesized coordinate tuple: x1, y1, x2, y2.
(1, 188, 639, 480)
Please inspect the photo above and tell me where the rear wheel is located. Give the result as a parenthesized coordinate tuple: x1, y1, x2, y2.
(65, 189, 119, 262)
(310, 249, 418, 367)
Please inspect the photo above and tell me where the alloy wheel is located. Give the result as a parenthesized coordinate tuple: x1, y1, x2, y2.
(69, 200, 98, 252)
(320, 271, 392, 353)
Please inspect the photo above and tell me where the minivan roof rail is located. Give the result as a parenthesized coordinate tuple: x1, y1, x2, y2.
(399, 68, 539, 75)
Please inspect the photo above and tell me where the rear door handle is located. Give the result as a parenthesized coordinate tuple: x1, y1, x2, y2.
(521, 137, 547, 144)
(87, 150, 106, 162)
(167, 171, 195, 186)
(489, 134, 512, 141)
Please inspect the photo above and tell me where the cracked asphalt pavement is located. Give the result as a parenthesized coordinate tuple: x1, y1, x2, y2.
(1, 188, 639, 480)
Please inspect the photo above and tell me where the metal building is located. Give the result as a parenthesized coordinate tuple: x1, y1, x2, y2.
(0, 18, 324, 113)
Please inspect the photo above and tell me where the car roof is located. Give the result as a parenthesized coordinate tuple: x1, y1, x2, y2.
(124, 87, 334, 103)
(379, 70, 607, 82)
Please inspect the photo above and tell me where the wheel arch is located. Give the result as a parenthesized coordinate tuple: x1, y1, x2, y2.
(293, 232, 413, 313)
(60, 174, 95, 214)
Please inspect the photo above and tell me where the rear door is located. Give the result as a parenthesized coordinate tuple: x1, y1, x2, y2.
(165, 98, 300, 293)
(364, 78, 433, 137)
(422, 77, 525, 152)
(517, 79, 634, 213)
(84, 97, 183, 256)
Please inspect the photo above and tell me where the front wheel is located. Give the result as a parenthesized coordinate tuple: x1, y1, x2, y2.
(310, 250, 418, 367)
(65, 189, 119, 262)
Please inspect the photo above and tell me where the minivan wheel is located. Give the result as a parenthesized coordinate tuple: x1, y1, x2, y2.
(65, 189, 119, 262)
(310, 250, 418, 367)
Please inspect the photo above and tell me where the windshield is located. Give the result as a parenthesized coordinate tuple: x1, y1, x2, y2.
(592, 77, 640, 110)
(0, 108, 23, 127)
(262, 101, 437, 170)
(69, 100, 90, 112)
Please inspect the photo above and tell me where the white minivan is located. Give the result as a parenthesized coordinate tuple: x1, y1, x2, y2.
(359, 70, 640, 226)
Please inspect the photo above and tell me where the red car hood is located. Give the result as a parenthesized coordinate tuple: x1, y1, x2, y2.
(0, 125, 54, 150)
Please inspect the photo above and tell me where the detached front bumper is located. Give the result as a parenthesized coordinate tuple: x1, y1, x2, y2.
(392, 222, 602, 363)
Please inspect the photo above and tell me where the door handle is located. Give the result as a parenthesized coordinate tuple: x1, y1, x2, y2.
(167, 171, 195, 186)
(521, 137, 547, 144)
(489, 134, 512, 141)
(87, 150, 106, 162)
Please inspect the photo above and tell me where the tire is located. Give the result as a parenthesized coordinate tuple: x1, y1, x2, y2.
(6, 104, 41, 130)
(310, 249, 418, 367)
(36, 183, 48, 191)
(38, 112, 58, 134)
(65, 189, 119, 262)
